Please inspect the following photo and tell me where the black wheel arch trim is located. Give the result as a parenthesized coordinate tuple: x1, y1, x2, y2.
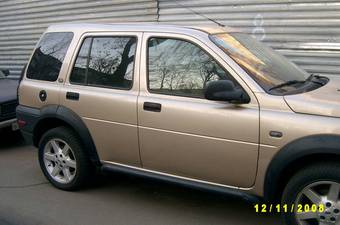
(16, 104, 100, 166)
(264, 134, 340, 202)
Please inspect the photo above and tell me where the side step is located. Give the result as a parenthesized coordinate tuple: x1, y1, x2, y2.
(101, 162, 261, 203)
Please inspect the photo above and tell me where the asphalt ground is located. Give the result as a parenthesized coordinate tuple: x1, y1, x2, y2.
(0, 129, 280, 225)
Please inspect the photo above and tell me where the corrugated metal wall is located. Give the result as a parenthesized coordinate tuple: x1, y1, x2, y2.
(0, 0, 158, 77)
(1, 0, 339, 77)
(159, 0, 340, 76)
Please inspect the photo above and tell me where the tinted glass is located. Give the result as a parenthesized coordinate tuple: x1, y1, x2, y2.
(69, 38, 91, 84)
(27, 32, 73, 81)
(70, 37, 136, 89)
(148, 38, 236, 98)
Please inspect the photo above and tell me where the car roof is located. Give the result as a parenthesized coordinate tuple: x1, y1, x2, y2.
(46, 23, 238, 35)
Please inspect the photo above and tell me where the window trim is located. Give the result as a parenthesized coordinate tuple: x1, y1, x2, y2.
(146, 36, 244, 99)
(26, 32, 74, 82)
(69, 35, 138, 91)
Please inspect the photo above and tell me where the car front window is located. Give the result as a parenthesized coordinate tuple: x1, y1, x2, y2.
(147, 37, 239, 98)
(210, 32, 309, 95)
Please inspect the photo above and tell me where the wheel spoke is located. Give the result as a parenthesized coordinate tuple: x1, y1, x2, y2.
(296, 211, 318, 220)
(65, 159, 76, 169)
(50, 140, 60, 152)
(62, 144, 71, 156)
(44, 152, 56, 162)
(62, 168, 72, 182)
(51, 166, 61, 176)
(328, 183, 340, 202)
(303, 188, 322, 204)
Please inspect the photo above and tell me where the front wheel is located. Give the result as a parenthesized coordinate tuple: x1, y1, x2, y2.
(282, 163, 340, 225)
(38, 127, 93, 190)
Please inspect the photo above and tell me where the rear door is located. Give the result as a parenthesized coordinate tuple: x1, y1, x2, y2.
(138, 32, 259, 188)
(60, 32, 142, 167)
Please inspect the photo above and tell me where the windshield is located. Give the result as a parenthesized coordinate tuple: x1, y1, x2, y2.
(210, 33, 309, 94)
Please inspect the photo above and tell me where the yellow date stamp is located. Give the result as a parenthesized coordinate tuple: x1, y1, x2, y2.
(254, 204, 325, 213)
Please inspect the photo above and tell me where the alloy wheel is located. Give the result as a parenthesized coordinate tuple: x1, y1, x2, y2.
(295, 181, 340, 225)
(43, 138, 77, 184)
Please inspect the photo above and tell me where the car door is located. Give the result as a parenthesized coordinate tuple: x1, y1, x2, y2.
(60, 32, 142, 167)
(138, 32, 259, 188)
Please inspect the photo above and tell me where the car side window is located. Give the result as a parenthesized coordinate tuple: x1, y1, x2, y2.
(148, 37, 238, 98)
(27, 32, 73, 81)
(69, 38, 91, 84)
(70, 36, 137, 89)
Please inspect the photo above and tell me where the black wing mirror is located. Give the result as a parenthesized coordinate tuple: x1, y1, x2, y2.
(204, 80, 250, 104)
(0, 69, 10, 77)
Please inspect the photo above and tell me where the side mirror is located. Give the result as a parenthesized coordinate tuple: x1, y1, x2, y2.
(204, 80, 250, 104)
(1, 69, 10, 76)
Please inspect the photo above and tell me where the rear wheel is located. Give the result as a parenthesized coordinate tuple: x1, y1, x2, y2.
(282, 163, 340, 225)
(38, 127, 93, 190)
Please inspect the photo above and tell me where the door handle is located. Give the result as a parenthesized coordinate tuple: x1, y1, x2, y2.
(66, 92, 80, 101)
(143, 102, 161, 112)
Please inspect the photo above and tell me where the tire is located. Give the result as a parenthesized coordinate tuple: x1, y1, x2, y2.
(38, 126, 94, 191)
(282, 163, 340, 225)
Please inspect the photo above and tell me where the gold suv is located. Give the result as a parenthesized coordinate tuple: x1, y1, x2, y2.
(17, 23, 340, 225)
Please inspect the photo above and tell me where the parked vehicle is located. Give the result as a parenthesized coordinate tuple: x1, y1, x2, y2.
(0, 69, 19, 131)
(17, 23, 340, 225)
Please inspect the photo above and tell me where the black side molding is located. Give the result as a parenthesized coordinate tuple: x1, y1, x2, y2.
(102, 162, 260, 203)
(55, 106, 99, 165)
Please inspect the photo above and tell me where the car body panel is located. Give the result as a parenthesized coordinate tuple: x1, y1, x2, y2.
(60, 85, 141, 166)
(251, 92, 340, 196)
(284, 75, 340, 118)
(18, 79, 60, 108)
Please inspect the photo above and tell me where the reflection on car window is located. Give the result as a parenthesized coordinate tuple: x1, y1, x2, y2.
(69, 38, 91, 84)
(70, 37, 136, 89)
(210, 33, 309, 94)
(27, 32, 73, 81)
(148, 37, 236, 98)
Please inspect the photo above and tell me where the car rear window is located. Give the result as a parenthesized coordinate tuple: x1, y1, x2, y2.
(27, 32, 73, 81)
(69, 36, 136, 90)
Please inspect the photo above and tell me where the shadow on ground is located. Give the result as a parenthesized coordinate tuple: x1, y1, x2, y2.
(0, 128, 25, 149)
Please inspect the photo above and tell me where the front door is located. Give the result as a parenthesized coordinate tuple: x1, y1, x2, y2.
(60, 32, 142, 167)
(138, 33, 259, 188)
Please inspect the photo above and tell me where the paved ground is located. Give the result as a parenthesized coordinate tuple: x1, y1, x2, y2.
(0, 129, 280, 225)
